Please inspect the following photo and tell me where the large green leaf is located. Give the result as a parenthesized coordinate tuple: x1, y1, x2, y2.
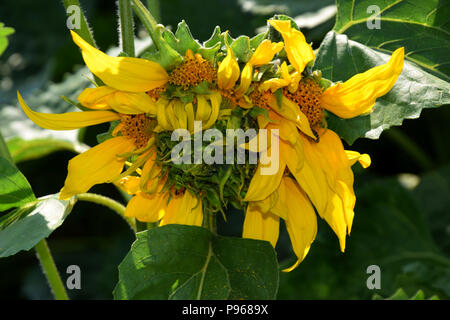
(6, 137, 88, 163)
(0, 156, 36, 211)
(113, 224, 279, 300)
(315, 31, 450, 144)
(0, 194, 76, 257)
(334, 0, 450, 81)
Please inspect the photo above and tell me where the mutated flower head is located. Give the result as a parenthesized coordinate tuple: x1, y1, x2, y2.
(17, 17, 403, 269)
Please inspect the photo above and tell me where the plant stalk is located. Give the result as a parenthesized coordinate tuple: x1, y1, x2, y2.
(35, 239, 69, 300)
(118, 0, 135, 57)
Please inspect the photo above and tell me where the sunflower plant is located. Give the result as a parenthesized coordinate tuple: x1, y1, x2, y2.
(0, 0, 448, 300)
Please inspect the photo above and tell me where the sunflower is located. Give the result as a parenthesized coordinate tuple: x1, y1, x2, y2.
(242, 19, 404, 271)
(16, 28, 282, 227)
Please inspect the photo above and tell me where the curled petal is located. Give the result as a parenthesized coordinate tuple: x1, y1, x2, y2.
(160, 191, 203, 226)
(18, 91, 120, 130)
(322, 47, 404, 119)
(283, 177, 317, 271)
(244, 147, 286, 202)
(243, 204, 280, 248)
(59, 136, 135, 199)
(259, 61, 291, 92)
(125, 191, 167, 222)
(78, 86, 157, 114)
(217, 46, 240, 90)
(70, 30, 168, 92)
(346, 150, 371, 168)
(248, 39, 283, 66)
(269, 19, 315, 74)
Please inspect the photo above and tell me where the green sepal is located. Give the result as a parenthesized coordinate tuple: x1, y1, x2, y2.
(163, 20, 201, 56)
(203, 26, 222, 48)
(96, 120, 120, 144)
(230, 36, 252, 63)
(142, 27, 183, 71)
(250, 30, 268, 50)
(274, 88, 283, 107)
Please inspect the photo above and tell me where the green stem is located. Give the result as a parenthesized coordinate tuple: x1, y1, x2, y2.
(131, 0, 161, 49)
(118, 0, 135, 57)
(62, 0, 97, 47)
(76, 193, 136, 232)
(35, 239, 69, 300)
(61, 0, 103, 86)
(146, 0, 161, 23)
(386, 127, 434, 171)
(203, 212, 217, 235)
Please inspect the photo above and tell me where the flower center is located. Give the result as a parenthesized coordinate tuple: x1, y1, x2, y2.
(283, 78, 324, 127)
(147, 85, 167, 101)
(169, 50, 216, 89)
(249, 85, 272, 109)
(120, 114, 152, 149)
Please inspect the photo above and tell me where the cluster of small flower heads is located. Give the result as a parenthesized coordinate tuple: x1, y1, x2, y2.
(120, 114, 152, 149)
(283, 79, 324, 126)
(169, 50, 217, 90)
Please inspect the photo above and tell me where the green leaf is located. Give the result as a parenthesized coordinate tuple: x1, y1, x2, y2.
(315, 31, 450, 144)
(7, 137, 88, 163)
(113, 224, 279, 300)
(334, 0, 450, 81)
(0, 22, 14, 56)
(0, 194, 76, 257)
(0, 157, 36, 212)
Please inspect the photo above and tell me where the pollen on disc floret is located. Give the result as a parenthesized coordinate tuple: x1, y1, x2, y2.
(168, 50, 217, 90)
(120, 114, 152, 149)
(284, 78, 324, 127)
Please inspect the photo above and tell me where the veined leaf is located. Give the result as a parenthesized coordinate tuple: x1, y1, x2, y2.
(334, 0, 450, 81)
(0, 194, 76, 257)
(315, 31, 450, 144)
(113, 224, 279, 300)
(0, 157, 36, 212)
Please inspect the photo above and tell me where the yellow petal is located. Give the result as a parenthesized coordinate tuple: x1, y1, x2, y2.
(249, 40, 283, 66)
(78, 86, 158, 114)
(18, 91, 120, 130)
(235, 63, 253, 97)
(269, 20, 315, 74)
(259, 61, 291, 92)
(289, 134, 329, 216)
(70, 30, 168, 92)
(244, 147, 286, 202)
(125, 191, 167, 222)
(115, 176, 141, 195)
(282, 177, 317, 271)
(243, 204, 280, 248)
(59, 136, 135, 199)
(307, 129, 356, 244)
(322, 47, 404, 118)
(267, 94, 316, 139)
(217, 46, 240, 90)
(160, 191, 203, 226)
(346, 150, 371, 168)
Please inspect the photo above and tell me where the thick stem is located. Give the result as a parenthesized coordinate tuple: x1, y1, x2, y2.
(118, 0, 135, 57)
(76, 193, 136, 232)
(35, 239, 69, 300)
(131, 0, 161, 49)
(61, 0, 103, 85)
(146, 0, 161, 23)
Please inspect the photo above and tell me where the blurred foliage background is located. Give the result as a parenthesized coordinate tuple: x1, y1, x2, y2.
(0, 0, 449, 299)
